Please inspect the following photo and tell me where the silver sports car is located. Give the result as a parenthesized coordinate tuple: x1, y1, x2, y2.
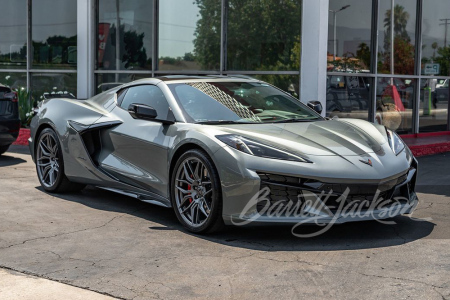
(29, 76, 418, 233)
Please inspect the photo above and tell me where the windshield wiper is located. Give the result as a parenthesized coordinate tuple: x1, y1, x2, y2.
(195, 120, 253, 125)
(271, 118, 320, 123)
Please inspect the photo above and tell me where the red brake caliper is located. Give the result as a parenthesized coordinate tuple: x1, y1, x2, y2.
(188, 184, 192, 203)
(188, 174, 194, 203)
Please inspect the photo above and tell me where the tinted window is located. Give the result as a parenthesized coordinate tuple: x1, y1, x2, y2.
(120, 85, 170, 119)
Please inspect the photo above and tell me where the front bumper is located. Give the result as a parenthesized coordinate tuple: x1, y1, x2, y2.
(215, 145, 419, 226)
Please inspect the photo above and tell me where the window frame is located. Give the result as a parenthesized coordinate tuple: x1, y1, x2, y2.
(116, 84, 173, 121)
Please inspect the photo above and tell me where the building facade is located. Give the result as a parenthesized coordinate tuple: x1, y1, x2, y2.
(0, 0, 449, 134)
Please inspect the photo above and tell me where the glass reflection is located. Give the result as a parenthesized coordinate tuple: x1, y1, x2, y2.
(376, 77, 415, 134)
(97, 0, 153, 71)
(419, 78, 449, 132)
(30, 73, 77, 101)
(253, 75, 300, 98)
(377, 0, 417, 75)
(159, 0, 220, 71)
(96, 73, 152, 94)
(227, 0, 302, 71)
(326, 75, 371, 121)
(0, 0, 27, 69)
(327, 0, 373, 73)
(0, 72, 26, 89)
(421, 0, 450, 77)
(32, 0, 77, 69)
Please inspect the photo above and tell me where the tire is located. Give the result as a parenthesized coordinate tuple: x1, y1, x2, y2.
(0, 145, 10, 155)
(171, 149, 224, 234)
(35, 128, 85, 193)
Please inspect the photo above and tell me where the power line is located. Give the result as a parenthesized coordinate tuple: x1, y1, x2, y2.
(440, 18, 450, 47)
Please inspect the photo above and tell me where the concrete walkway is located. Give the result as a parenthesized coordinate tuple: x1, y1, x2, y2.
(0, 268, 115, 300)
(0, 146, 449, 299)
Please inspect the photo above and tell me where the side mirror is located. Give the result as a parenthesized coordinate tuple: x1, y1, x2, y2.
(128, 103, 158, 120)
(307, 101, 323, 114)
(128, 103, 175, 125)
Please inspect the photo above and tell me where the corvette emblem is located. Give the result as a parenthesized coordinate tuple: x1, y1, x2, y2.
(360, 159, 373, 167)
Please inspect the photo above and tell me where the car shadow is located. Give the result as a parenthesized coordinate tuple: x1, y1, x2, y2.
(0, 154, 27, 167)
(35, 186, 436, 252)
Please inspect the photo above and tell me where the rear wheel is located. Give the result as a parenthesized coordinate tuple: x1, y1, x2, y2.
(0, 145, 10, 155)
(171, 149, 224, 233)
(36, 128, 85, 193)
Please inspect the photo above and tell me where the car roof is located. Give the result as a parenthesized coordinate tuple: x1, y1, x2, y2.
(158, 75, 260, 84)
(121, 75, 261, 87)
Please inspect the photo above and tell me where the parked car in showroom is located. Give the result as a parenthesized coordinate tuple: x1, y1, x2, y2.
(326, 75, 370, 114)
(29, 76, 418, 233)
(0, 84, 20, 155)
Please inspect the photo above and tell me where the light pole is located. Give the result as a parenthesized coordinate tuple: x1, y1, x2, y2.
(330, 5, 351, 61)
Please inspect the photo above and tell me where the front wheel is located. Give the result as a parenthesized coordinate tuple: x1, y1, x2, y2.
(36, 128, 85, 193)
(171, 149, 224, 233)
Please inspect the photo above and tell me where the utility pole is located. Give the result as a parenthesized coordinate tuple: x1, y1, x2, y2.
(329, 5, 350, 61)
(440, 18, 450, 47)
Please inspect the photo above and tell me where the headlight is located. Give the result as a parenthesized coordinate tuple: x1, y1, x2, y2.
(216, 134, 311, 163)
(386, 129, 405, 155)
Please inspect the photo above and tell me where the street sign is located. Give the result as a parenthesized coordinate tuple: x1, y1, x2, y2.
(424, 63, 440, 75)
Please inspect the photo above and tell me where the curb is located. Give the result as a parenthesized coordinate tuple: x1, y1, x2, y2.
(13, 128, 30, 146)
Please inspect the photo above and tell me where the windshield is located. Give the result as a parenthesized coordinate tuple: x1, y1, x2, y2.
(168, 81, 321, 124)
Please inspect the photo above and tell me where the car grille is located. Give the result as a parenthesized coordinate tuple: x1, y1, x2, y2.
(256, 171, 413, 215)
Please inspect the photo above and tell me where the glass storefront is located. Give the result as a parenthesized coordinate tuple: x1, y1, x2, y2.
(0, 72, 26, 89)
(421, 1, 450, 77)
(96, 0, 304, 98)
(0, 0, 27, 69)
(419, 78, 449, 132)
(159, 0, 220, 71)
(32, 0, 77, 69)
(326, 75, 372, 121)
(377, 0, 417, 75)
(227, 0, 302, 71)
(327, 0, 373, 72)
(327, 0, 450, 133)
(97, 0, 154, 71)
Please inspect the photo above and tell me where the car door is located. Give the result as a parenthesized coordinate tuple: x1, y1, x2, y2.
(97, 84, 175, 199)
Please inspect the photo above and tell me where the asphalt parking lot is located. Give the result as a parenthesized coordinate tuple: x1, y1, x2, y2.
(0, 145, 449, 300)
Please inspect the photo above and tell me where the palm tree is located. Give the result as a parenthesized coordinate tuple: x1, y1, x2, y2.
(384, 5, 410, 41)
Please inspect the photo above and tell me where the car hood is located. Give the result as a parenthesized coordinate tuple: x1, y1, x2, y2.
(215, 119, 389, 157)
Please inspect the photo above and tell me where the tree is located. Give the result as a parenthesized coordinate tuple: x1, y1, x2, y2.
(106, 24, 148, 70)
(122, 29, 147, 69)
(380, 5, 414, 74)
(435, 46, 450, 76)
(384, 5, 410, 42)
(194, 0, 302, 92)
(193, 0, 222, 70)
(356, 43, 371, 69)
